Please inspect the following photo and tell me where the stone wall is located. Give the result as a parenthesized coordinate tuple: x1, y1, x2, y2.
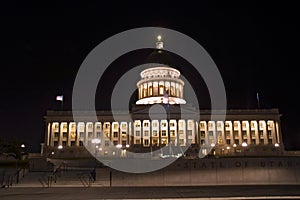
(96, 157, 300, 186)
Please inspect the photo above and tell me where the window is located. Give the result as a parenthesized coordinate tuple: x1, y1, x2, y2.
(96, 132, 101, 138)
(96, 124, 101, 129)
(88, 132, 93, 138)
(105, 141, 109, 146)
(88, 123, 93, 129)
(71, 141, 75, 146)
(179, 130, 184, 135)
(259, 130, 264, 137)
(153, 139, 158, 145)
(179, 139, 185, 145)
(170, 122, 175, 127)
(62, 141, 67, 146)
(260, 139, 264, 144)
(144, 130, 149, 137)
(200, 122, 205, 129)
(79, 141, 84, 146)
(200, 140, 205, 145)
(144, 122, 149, 127)
(179, 121, 184, 127)
(161, 130, 167, 136)
(135, 139, 141, 144)
(217, 122, 222, 129)
(226, 139, 231, 145)
(233, 131, 238, 137)
(242, 130, 247, 137)
(161, 122, 167, 127)
(187, 130, 192, 136)
(54, 141, 58, 146)
(113, 141, 118, 145)
(136, 131, 140, 137)
(63, 132, 67, 138)
(225, 123, 230, 128)
(268, 139, 272, 144)
(200, 131, 205, 137)
(251, 139, 256, 144)
(225, 131, 230, 138)
(113, 132, 118, 138)
(135, 121, 140, 127)
(144, 139, 149, 146)
(170, 130, 175, 137)
(217, 131, 222, 137)
(113, 123, 118, 129)
(251, 131, 255, 137)
(121, 124, 127, 130)
(152, 130, 158, 137)
(209, 131, 214, 137)
(267, 130, 272, 137)
(105, 123, 110, 129)
(54, 132, 59, 138)
(152, 122, 158, 127)
(63, 124, 67, 129)
(234, 139, 239, 145)
(80, 132, 84, 138)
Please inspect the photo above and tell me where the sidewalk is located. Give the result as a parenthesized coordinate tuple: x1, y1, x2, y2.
(1, 185, 300, 200)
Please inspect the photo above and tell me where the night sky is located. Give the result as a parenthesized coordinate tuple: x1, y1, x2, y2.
(0, 1, 299, 152)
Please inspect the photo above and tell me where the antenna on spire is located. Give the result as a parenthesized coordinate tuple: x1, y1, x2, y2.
(156, 35, 163, 49)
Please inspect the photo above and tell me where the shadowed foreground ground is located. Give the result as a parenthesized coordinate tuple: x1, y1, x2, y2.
(1, 185, 300, 200)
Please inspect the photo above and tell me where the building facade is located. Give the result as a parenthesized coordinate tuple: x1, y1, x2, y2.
(43, 66, 283, 158)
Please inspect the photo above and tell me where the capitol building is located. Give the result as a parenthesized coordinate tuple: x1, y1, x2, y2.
(42, 38, 283, 159)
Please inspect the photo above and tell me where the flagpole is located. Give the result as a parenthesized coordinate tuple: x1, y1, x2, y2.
(61, 98, 63, 111)
(257, 92, 260, 108)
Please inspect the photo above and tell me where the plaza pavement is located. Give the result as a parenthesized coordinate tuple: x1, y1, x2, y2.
(1, 185, 300, 200)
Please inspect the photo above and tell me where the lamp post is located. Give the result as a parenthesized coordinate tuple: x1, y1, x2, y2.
(233, 143, 237, 155)
(275, 143, 280, 156)
(242, 142, 248, 156)
(92, 138, 101, 157)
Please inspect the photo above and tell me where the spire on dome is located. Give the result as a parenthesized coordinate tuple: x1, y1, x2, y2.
(156, 35, 163, 49)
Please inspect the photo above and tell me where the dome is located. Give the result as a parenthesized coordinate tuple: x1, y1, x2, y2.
(136, 66, 186, 105)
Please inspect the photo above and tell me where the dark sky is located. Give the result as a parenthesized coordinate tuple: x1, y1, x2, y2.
(0, 1, 299, 152)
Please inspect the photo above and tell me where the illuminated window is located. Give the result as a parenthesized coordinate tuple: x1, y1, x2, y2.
(242, 130, 247, 137)
(144, 139, 149, 146)
(152, 130, 158, 137)
(161, 130, 167, 136)
(200, 123, 205, 129)
(113, 132, 118, 138)
(144, 130, 149, 137)
(136, 131, 140, 137)
(200, 131, 205, 137)
(170, 130, 175, 137)
(113, 123, 118, 129)
(233, 131, 238, 137)
(225, 131, 230, 138)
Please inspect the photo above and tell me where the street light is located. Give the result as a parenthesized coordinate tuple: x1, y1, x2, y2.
(242, 142, 248, 156)
(275, 143, 280, 156)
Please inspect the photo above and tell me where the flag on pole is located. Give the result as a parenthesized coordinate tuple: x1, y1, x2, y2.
(256, 92, 260, 108)
(56, 95, 63, 101)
